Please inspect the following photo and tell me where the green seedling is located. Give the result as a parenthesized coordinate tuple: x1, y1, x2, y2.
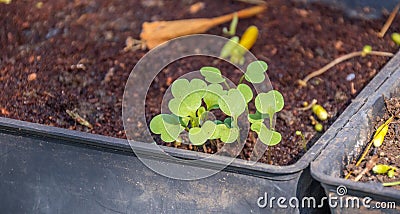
(392, 33, 400, 45)
(220, 22, 259, 65)
(373, 164, 398, 178)
(373, 116, 393, 147)
(296, 130, 307, 151)
(149, 60, 284, 148)
(383, 180, 400, 187)
(223, 13, 238, 36)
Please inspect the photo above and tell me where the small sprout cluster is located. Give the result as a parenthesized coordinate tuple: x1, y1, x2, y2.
(222, 13, 238, 36)
(220, 15, 259, 64)
(373, 164, 397, 178)
(150, 60, 285, 148)
(301, 100, 328, 132)
(312, 104, 328, 121)
(295, 130, 307, 151)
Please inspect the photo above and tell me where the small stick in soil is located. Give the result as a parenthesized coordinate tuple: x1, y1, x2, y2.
(123, 36, 146, 52)
(350, 82, 356, 95)
(66, 109, 93, 129)
(354, 155, 378, 182)
(298, 51, 394, 87)
(297, 99, 317, 111)
(378, 3, 400, 38)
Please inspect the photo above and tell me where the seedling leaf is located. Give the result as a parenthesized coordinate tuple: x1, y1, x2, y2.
(189, 120, 216, 145)
(150, 114, 184, 142)
(248, 110, 268, 123)
(253, 122, 281, 146)
(203, 83, 225, 110)
(255, 90, 284, 116)
(237, 84, 253, 103)
(219, 125, 239, 143)
(218, 88, 246, 117)
(224, 117, 232, 128)
(200, 67, 225, 84)
(244, 60, 268, 83)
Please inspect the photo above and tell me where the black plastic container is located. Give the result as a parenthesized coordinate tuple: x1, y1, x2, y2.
(311, 52, 400, 213)
(0, 105, 331, 213)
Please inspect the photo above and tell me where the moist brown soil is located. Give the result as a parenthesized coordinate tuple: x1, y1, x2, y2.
(1, 0, 399, 165)
(344, 97, 400, 190)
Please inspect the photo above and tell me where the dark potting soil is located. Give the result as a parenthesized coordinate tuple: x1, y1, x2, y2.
(344, 97, 400, 190)
(1, 0, 399, 165)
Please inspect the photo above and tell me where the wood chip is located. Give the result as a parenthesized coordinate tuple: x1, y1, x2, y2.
(66, 109, 93, 129)
(354, 155, 378, 181)
(27, 73, 37, 81)
(189, 2, 205, 14)
(0, 107, 10, 116)
(350, 82, 356, 95)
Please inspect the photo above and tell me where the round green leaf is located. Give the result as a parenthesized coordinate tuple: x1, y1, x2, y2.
(171, 79, 190, 99)
(259, 128, 282, 146)
(250, 121, 263, 133)
(189, 79, 207, 95)
(168, 93, 202, 117)
(255, 122, 282, 146)
(237, 84, 253, 103)
(149, 114, 185, 142)
(188, 127, 204, 145)
(218, 88, 246, 117)
(220, 126, 239, 143)
(201, 120, 217, 138)
(203, 84, 226, 110)
(244, 60, 268, 83)
(188, 120, 216, 145)
(255, 90, 284, 115)
(200, 67, 225, 83)
(171, 78, 207, 99)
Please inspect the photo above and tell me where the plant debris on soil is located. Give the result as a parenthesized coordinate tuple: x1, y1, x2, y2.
(1, 0, 399, 165)
(344, 97, 400, 190)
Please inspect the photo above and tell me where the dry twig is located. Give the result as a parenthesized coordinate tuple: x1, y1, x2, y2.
(298, 51, 394, 87)
(354, 155, 378, 182)
(378, 3, 400, 38)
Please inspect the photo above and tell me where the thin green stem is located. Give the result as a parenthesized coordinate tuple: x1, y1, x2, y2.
(223, 79, 230, 89)
(238, 75, 245, 84)
(269, 114, 274, 131)
(233, 116, 241, 144)
(383, 181, 400, 187)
